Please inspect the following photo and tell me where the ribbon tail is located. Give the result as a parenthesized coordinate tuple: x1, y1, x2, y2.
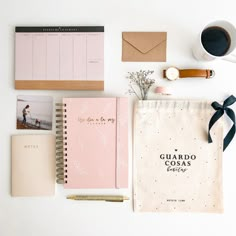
(223, 108, 236, 151)
(223, 125, 236, 151)
(208, 110, 224, 143)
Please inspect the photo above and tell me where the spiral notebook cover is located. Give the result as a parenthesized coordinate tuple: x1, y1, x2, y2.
(56, 97, 128, 189)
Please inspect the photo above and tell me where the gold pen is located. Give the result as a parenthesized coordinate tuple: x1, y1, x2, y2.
(67, 195, 129, 202)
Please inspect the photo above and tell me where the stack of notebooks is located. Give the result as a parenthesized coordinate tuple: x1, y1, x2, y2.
(11, 97, 129, 196)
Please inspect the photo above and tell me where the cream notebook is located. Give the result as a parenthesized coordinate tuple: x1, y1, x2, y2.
(11, 134, 55, 196)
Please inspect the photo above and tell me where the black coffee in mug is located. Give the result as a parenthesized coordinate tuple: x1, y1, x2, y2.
(201, 26, 231, 56)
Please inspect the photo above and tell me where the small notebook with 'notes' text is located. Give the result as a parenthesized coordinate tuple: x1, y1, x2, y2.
(11, 134, 55, 197)
(56, 97, 128, 189)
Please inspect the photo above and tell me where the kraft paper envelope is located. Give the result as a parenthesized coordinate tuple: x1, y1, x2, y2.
(122, 32, 167, 62)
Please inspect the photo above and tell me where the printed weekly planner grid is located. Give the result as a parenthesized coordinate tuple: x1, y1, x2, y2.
(15, 26, 104, 90)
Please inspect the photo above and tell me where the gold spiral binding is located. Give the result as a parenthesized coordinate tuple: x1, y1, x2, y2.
(63, 103, 68, 184)
(55, 103, 68, 184)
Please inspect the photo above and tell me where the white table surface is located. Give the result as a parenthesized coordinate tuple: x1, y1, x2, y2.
(1, 0, 236, 235)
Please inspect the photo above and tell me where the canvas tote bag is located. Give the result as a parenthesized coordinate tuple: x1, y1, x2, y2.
(133, 96, 236, 213)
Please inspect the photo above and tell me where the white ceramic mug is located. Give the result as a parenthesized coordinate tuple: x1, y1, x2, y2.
(192, 20, 236, 63)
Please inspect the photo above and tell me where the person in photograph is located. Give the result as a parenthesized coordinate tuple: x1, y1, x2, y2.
(22, 105, 30, 125)
(35, 119, 41, 128)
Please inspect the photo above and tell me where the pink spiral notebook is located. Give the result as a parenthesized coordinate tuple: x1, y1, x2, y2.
(56, 97, 128, 189)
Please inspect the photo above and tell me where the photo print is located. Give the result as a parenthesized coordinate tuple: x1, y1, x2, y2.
(17, 95, 53, 130)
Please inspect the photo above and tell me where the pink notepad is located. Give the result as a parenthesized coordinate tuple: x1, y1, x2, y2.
(15, 26, 104, 90)
(56, 97, 128, 189)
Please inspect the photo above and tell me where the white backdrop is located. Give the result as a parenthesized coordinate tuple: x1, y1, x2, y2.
(1, 0, 236, 235)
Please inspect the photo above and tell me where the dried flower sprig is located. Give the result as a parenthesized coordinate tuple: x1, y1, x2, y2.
(126, 70, 155, 100)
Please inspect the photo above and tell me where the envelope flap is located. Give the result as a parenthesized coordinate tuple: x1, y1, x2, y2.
(122, 32, 167, 54)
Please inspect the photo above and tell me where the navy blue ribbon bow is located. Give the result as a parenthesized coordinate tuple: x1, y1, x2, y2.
(208, 95, 236, 151)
